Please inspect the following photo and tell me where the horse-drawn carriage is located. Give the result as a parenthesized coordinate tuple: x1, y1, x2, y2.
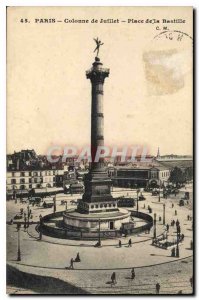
(179, 199, 185, 206)
(152, 190, 159, 196)
(29, 197, 42, 206)
(61, 200, 67, 205)
(139, 194, 146, 201)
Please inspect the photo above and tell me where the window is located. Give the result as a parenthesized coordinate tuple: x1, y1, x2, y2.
(104, 204, 107, 208)
(29, 172, 31, 176)
(109, 204, 112, 207)
(100, 204, 103, 208)
(95, 204, 98, 208)
(20, 178, 25, 184)
(29, 178, 32, 183)
(29, 184, 32, 189)
(12, 172, 15, 177)
(110, 221, 114, 230)
(113, 204, 116, 207)
(21, 172, 25, 177)
(91, 205, 94, 209)
(11, 179, 16, 184)
(20, 185, 25, 190)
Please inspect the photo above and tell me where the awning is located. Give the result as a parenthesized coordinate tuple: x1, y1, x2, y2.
(46, 187, 64, 193)
(33, 187, 64, 194)
(16, 190, 29, 194)
(6, 190, 14, 195)
(34, 188, 47, 194)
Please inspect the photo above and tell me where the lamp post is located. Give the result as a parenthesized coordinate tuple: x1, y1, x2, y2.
(158, 184, 161, 202)
(65, 201, 68, 212)
(39, 215, 42, 240)
(17, 223, 21, 261)
(53, 195, 56, 213)
(165, 232, 168, 249)
(163, 204, 166, 225)
(98, 219, 101, 247)
(24, 216, 27, 232)
(153, 213, 157, 239)
(176, 230, 180, 257)
(27, 205, 30, 228)
(137, 189, 140, 213)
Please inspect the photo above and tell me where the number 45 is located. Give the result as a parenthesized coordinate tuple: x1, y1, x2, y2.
(20, 19, 29, 23)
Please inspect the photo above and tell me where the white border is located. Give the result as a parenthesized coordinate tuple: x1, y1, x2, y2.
(0, 1, 198, 300)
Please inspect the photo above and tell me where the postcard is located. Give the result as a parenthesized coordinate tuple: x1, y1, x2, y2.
(6, 6, 193, 295)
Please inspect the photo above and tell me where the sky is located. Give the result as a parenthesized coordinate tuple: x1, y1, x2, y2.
(7, 6, 193, 156)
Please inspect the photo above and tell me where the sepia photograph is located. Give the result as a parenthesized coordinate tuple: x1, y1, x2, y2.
(6, 5, 193, 295)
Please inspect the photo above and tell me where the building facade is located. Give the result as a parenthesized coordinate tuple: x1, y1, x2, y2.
(6, 169, 64, 194)
(108, 165, 171, 188)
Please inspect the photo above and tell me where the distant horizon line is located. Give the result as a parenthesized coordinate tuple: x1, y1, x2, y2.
(7, 149, 193, 158)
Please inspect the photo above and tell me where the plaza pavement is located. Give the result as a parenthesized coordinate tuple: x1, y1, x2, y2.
(6, 184, 193, 294)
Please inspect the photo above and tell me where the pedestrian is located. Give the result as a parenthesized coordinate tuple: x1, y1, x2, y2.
(172, 203, 174, 208)
(190, 276, 193, 287)
(156, 282, 160, 294)
(166, 224, 169, 232)
(171, 247, 175, 257)
(75, 252, 80, 262)
(187, 215, 190, 221)
(128, 239, 132, 247)
(10, 219, 13, 225)
(69, 258, 74, 269)
(111, 272, 116, 285)
(190, 240, 193, 250)
(118, 240, 122, 247)
(176, 219, 180, 227)
(175, 210, 177, 216)
(131, 268, 135, 280)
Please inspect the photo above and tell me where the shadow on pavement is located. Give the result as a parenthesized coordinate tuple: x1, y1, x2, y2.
(7, 264, 90, 295)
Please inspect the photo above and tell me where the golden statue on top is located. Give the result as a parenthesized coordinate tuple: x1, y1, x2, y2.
(93, 37, 104, 57)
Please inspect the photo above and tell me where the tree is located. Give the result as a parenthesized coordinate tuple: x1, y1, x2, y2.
(169, 167, 186, 186)
(184, 167, 193, 182)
